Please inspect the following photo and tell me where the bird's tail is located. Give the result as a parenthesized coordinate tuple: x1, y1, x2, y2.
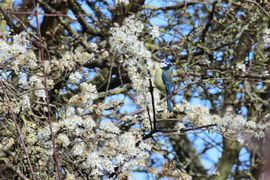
(166, 92, 172, 112)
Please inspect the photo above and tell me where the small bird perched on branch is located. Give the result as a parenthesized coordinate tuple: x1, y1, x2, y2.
(154, 58, 174, 112)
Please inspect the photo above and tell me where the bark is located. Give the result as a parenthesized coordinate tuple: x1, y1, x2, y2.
(213, 139, 241, 180)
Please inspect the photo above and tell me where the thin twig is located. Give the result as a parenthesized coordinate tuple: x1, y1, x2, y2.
(118, 62, 124, 86)
(143, 0, 206, 11)
(181, 124, 217, 132)
(106, 56, 114, 92)
(148, 70, 157, 130)
(32, 2, 61, 179)
(4, 10, 77, 21)
(201, 1, 217, 43)
(146, 105, 153, 131)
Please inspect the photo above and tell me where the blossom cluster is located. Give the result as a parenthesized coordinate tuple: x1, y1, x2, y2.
(0, 32, 155, 179)
(0, 32, 37, 76)
(109, 15, 162, 129)
(263, 28, 270, 48)
(115, 0, 129, 5)
(175, 102, 270, 140)
(68, 82, 98, 112)
(21, 106, 152, 177)
(51, 51, 93, 72)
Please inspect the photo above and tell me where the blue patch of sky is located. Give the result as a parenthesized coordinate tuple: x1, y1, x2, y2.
(236, 92, 242, 100)
(240, 106, 248, 116)
(145, 0, 175, 7)
(159, 177, 175, 180)
(67, 82, 77, 91)
(67, 9, 82, 32)
(178, 24, 193, 36)
(238, 147, 251, 170)
(213, 51, 224, 61)
(103, 94, 138, 115)
(29, 8, 44, 28)
(174, 94, 184, 104)
(208, 87, 221, 95)
(245, 50, 254, 63)
(256, 82, 264, 90)
(95, 1, 112, 19)
(187, 132, 223, 173)
(150, 16, 168, 26)
(102, 94, 124, 115)
(0, 71, 11, 80)
(82, 68, 96, 81)
(12, 0, 23, 6)
(100, 117, 115, 125)
(145, 0, 162, 6)
(106, 0, 115, 6)
(132, 172, 155, 180)
(156, 135, 174, 153)
(119, 97, 138, 114)
(81, 1, 96, 16)
(231, 148, 251, 175)
(151, 152, 165, 170)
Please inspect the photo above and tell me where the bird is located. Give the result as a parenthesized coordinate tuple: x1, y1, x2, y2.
(154, 59, 174, 112)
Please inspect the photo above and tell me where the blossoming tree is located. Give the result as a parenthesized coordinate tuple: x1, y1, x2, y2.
(0, 0, 270, 179)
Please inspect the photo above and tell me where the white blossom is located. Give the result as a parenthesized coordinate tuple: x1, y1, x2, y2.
(66, 172, 76, 180)
(236, 62, 246, 72)
(21, 94, 31, 110)
(109, 15, 157, 118)
(72, 141, 85, 156)
(69, 71, 83, 83)
(84, 116, 96, 129)
(175, 122, 185, 132)
(118, 132, 136, 154)
(115, 154, 126, 164)
(179, 103, 270, 140)
(62, 115, 84, 130)
(37, 127, 51, 140)
(115, 0, 129, 5)
(138, 142, 152, 151)
(89, 42, 98, 51)
(100, 122, 120, 134)
(44, 60, 51, 73)
(66, 106, 76, 117)
(263, 28, 270, 48)
(52, 51, 93, 72)
(150, 25, 160, 38)
(58, 134, 70, 147)
(85, 151, 115, 175)
(34, 89, 46, 99)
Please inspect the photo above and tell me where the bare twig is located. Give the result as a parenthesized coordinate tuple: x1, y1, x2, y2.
(4, 10, 77, 21)
(37, 0, 92, 52)
(106, 55, 114, 92)
(146, 105, 153, 131)
(148, 70, 157, 130)
(144, 0, 206, 11)
(181, 124, 217, 132)
(66, 0, 102, 35)
(32, 2, 61, 179)
(201, 1, 217, 43)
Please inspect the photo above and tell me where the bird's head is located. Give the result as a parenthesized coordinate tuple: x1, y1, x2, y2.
(160, 59, 172, 70)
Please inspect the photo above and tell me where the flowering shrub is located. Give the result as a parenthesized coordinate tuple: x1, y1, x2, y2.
(1, 0, 270, 179)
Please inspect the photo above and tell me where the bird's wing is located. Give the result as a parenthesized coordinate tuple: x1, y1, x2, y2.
(162, 70, 173, 94)
(154, 65, 166, 92)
